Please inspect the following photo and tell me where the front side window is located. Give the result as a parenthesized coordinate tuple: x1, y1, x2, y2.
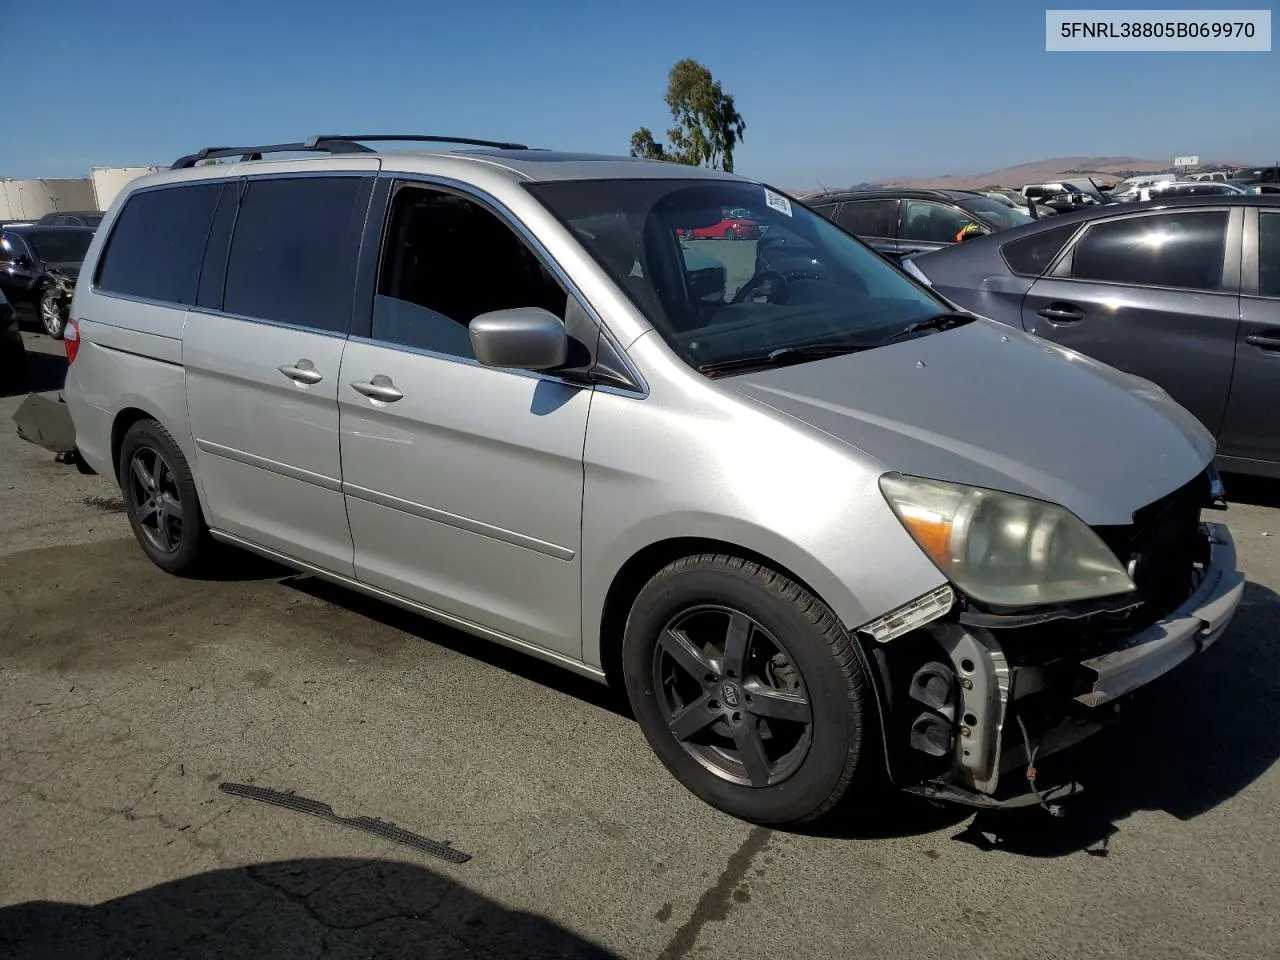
(902, 200, 984, 244)
(1259, 211, 1280, 298)
(835, 200, 897, 238)
(526, 179, 948, 373)
(1070, 211, 1228, 291)
(224, 176, 366, 333)
(373, 185, 567, 359)
(96, 184, 221, 303)
(955, 195, 1031, 231)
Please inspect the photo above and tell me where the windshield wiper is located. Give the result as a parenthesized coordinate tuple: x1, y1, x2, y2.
(697, 341, 869, 375)
(875, 312, 974, 346)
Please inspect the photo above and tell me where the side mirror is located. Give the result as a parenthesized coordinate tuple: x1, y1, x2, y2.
(469, 307, 567, 371)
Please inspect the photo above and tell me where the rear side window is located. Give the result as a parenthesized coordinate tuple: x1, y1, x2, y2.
(1259, 211, 1280, 297)
(95, 183, 223, 304)
(223, 176, 367, 334)
(835, 200, 896, 238)
(1070, 211, 1228, 291)
(1000, 222, 1079, 276)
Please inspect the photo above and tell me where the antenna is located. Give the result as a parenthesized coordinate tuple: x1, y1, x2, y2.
(815, 176, 831, 194)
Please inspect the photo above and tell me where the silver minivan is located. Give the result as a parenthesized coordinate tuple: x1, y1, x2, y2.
(62, 135, 1245, 826)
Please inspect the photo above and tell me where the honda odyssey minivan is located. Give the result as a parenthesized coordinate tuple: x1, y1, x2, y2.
(61, 135, 1244, 826)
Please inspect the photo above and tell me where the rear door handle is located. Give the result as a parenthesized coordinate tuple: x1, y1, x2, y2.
(350, 374, 404, 403)
(279, 359, 323, 384)
(1245, 332, 1280, 352)
(1037, 303, 1085, 324)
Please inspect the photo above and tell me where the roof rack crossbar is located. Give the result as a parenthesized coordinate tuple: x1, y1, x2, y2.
(304, 134, 529, 151)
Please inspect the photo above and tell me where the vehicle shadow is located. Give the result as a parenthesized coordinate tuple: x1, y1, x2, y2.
(0, 340, 66, 398)
(1220, 472, 1280, 509)
(0, 857, 616, 959)
(281, 574, 632, 719)
(21, 347, 67, 394)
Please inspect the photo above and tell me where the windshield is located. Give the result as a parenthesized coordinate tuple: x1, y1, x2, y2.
(527, 179, 947, 372)
(23, 229, 92, 262)
(957, 195, 1031, 229)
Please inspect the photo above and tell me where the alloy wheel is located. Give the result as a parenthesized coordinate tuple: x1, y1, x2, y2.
(126, 446, 185, 554)
(39, 290, 63, 337)
(652, 604, 813, 788)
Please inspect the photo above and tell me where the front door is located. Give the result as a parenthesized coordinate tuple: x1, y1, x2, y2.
(338, 180, 591, 659)
(184, 169, 375, 575)
(1020, 207, 1241, 437)
(1218, 207, 1280, 467)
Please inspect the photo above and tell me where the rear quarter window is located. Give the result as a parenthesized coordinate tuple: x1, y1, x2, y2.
(999, 222, 1080, 276)
(95, 183, 224, 304)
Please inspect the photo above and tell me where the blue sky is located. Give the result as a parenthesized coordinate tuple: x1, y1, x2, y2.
(5, 0, 1276, 187)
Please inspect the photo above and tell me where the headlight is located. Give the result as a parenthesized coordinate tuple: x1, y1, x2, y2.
(880, 473, 1135, 607)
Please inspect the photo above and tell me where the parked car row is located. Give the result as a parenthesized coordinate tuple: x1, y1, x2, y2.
(26, 134, 1244, 828)
(902, 193, 1280, 477)
(0, 215, 98, 338)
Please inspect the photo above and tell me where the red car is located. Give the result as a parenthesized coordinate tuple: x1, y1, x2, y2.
(682, 215, 761, 240)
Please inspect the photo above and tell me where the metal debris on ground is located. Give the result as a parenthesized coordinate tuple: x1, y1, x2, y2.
(218, 781, 471, 864)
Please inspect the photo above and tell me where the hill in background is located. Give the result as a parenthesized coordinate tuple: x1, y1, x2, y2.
(817, 156, 1246, 192)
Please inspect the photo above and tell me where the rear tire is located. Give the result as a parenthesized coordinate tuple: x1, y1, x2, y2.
(117, 419, 212, 576)
(622, 554, 872, 826)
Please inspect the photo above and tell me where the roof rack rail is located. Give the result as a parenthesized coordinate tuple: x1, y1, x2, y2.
(304, 134, 530, 151)
(171, 134, 530, 169)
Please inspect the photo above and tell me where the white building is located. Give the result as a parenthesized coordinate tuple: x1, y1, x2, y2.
(0, 166, 161, 221)
(0, 178, 97, 221)
(91, 166, 161, 211)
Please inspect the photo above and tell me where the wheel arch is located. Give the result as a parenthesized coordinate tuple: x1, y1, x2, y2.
(110, 403, 212, 528)
(597, 536, 840, 692)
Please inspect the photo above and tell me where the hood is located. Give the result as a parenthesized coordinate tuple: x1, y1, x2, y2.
(722, 320, 1214, 526)
(46, 262, 81, 279)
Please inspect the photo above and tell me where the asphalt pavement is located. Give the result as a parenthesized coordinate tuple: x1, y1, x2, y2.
(2, 332, 1279, 959)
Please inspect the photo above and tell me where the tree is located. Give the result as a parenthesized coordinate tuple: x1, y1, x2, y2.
(629, 127, 664, 161)
(629, 59, 745, 172)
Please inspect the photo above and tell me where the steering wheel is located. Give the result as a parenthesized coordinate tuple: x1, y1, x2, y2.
(731, 269, 789, 305)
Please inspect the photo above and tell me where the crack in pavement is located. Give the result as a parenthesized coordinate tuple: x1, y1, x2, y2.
(656, 826, 771, 960)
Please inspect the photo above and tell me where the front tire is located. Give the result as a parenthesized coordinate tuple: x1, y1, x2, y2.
(38, 285, 66, 340)
(724, 227, 739, 241)
(117, 419, 211, 576)
(622, 554, 872, 826)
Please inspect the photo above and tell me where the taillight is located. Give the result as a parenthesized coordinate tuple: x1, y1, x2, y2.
(64, 318, 80, 364)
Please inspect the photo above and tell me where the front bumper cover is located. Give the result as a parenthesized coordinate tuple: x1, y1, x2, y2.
(1076, 522, 1243, 707)
(13, 389, 77, 454)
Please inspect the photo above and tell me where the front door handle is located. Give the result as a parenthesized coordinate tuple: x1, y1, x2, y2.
(1245, 332, 1280, 352)
(279, 359, 323, 384)
(351, 374, 404, 403)
(1037, 303, 1085, 324)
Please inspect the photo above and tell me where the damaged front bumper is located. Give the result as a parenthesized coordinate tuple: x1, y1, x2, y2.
(884, 522, 1243, 809)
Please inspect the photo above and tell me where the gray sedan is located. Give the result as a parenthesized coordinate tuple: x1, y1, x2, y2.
(905, 195, 1280, 478)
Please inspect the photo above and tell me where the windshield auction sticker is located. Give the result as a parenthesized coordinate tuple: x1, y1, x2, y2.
(1046, 9, 1271, 50)
(764, 189, 793, 217)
